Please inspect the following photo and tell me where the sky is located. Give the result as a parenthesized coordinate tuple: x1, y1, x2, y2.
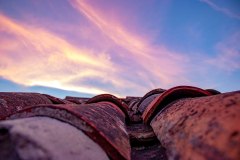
(0, 0, 240, 98)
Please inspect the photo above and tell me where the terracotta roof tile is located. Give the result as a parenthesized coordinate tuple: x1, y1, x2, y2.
(4, 102, 130, 160)
(65, 96, 89, 104)
(0, 117, 109, 160)
(142, 86, 212, 124)
(0, 92, 52, 119)
(86, 94, 130, 122)
(0, 85, 239, 160)
(151, 90, 240, 160)
(43, 94, 74, 104)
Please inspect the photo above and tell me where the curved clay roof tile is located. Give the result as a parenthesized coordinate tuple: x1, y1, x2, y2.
(5, 102, 131, 160)
(86, 94, 130, 122)
(142, 86, 212, 124)
(151, 91, 240, 160)
(0, 92, 53, 119)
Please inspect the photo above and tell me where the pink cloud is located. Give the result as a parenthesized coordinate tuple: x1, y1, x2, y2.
(71, 0, 189, 87)
(0, 0, 199, 96)
(0, 14, 125, 95)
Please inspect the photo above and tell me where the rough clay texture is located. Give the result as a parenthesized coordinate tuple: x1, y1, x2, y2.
(42, 94, 73, 104)
(151, 91, 240, 160)
(0, 117, 109, 160)
(138, 94, 160, 114)
(6, 102, 131, 160)
(127, 121, 167, 160)
(65, 96, 89, 104)
(0, 93, 52, 119)
(137, 88, 165, 111)
(86, 94, 129, 120)
(0, 87, 239, 160)
(143, 86, 212, 124)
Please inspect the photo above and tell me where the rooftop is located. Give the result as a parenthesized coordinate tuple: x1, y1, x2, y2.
(0, 85, 240, 160)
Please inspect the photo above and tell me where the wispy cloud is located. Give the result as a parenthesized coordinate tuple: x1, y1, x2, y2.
(200, 0, 240, 20)
(70, 0, 189, 87)
(4, 0, 235, 96)
(0, 13, 124, 95)
(206, 31, 240, 71)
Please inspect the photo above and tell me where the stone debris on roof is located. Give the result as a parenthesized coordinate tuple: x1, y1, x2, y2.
(0, 85, 240, 160)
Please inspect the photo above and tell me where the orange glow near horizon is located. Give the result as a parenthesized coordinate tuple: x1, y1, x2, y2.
(0, 14, 120, 95)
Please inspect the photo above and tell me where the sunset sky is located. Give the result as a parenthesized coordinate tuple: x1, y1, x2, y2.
(0, 0, 240, 98)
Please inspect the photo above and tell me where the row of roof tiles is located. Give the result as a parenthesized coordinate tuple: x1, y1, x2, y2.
(0, 86, 239, 160)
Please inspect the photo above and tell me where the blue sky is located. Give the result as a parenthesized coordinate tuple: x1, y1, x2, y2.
(0, 0, 239, 98)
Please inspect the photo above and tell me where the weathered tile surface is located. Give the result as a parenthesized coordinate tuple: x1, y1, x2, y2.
(0, 86, 239, 160)
(151, 91, 240, 160)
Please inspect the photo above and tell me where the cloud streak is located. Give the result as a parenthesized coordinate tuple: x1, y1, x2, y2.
(0, 13, 120, 95)
(206, 31, 240, 71)
(71, 0, 189, 87)
(2, 0, 237, 97)
(0, 0, 192, 97)
(200, 0, 240, 20)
